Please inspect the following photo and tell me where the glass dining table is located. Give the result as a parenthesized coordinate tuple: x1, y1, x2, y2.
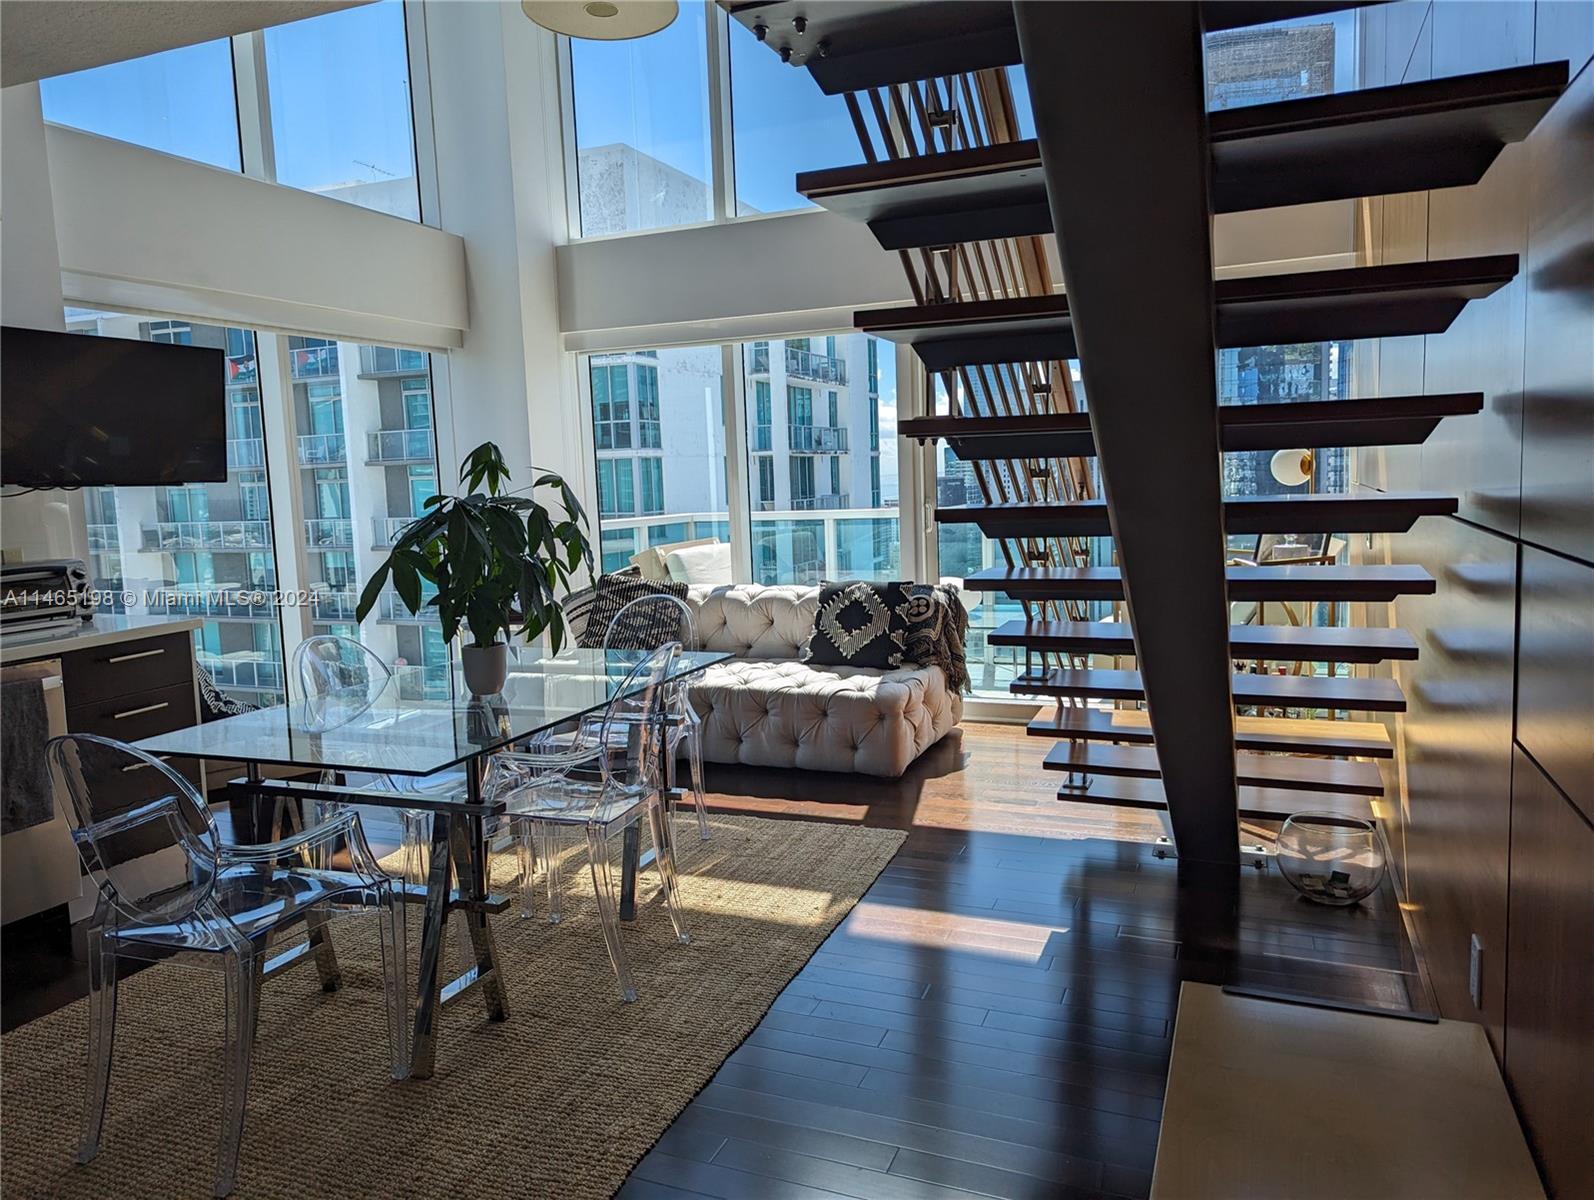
(133, 646, 728, 1077)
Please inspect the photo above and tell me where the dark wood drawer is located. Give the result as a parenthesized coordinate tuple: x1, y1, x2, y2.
(76, 752, 207, 865)
(67, 680, 197, 742)
(62, 633, 194, 705)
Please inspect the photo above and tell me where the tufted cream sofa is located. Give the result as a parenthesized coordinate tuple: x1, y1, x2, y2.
(682, 584, 962, 778)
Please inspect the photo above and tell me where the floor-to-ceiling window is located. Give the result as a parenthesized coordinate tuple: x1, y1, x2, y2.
(586, 348, 728, 575)
(741, 334, 899, 585)
(287, 336, 446, 699)
(68, 309, 284, 706)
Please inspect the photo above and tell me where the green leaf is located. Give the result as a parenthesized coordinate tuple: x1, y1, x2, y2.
(355, 562, 391, 623)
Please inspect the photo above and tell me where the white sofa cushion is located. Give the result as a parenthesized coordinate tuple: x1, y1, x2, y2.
(666, 541, 733, 585)
(686, 657, 961, 778)
(689, 584, 820, 659)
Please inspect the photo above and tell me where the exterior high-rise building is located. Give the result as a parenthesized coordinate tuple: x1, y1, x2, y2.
(71, 311, 447, 707)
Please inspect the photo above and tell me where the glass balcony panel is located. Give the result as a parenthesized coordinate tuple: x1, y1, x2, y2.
(226, 438, 265, 469)
(302, 518, 354, 548)
(366, 428, 435, 463)
(297, 432, 348, 465)
(140, 520, 272, 551)
(787, 424, 849, 454)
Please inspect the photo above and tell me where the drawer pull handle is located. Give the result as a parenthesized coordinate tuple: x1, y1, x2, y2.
(107, 648, 166, 664)
(112, 701, 170, 720)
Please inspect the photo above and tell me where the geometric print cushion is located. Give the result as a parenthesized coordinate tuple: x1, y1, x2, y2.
(800, 581, 910, 670)
(577, 570, 690, 650)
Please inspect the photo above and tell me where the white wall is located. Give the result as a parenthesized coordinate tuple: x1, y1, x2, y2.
(46, 125, 470, 349)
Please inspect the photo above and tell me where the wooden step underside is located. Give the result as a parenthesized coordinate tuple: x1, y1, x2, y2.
(857, 256, 1518, 371)
(991, 619, 1419, 664)
(1026, 707, 1394, 759)
(937, 492, 1457, 538)
(725, 0, 1384, 95)
(798, 63, 1567, 245)
(897, 393, 1485, 461)
(1053, 774, 1377, 824)
(964, 564, 1436, 602)
(1012, 667, 1407, 712)
(1043, 741, 1386, 796)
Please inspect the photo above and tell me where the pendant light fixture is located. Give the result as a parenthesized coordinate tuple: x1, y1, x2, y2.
(521, 0, 678, 40)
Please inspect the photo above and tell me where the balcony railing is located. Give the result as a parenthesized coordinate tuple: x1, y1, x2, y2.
(198, 654, 284, 694)
(310, 590, 359, 622)
(290, 344, 339, 379)
(303, 518, 353, 549)
(85, 523, 119, 552)
(297, 432, 347, 466)
(227, 438, 265, 470)
(785, 345, 848, 385)
(373, 514, 421, 548)
(379, 590, 440, 623)
(790, 493, 849, 511)
(747, 344, 849, 386)
(788, 423, 849, 453)
(751, 425, 773, 452)
(148, 589, 276, 621)
(358, 345, 429, 378)
(366, 428, 434, 464)
(140, 520, 272, 552)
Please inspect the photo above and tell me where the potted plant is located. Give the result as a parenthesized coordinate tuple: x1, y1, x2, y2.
(356, 441, 593, 697)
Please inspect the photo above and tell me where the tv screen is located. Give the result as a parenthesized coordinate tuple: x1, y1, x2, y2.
(1, 325, 226, 487)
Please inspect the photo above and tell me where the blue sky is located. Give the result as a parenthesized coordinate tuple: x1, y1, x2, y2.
(40, 0, 416, 196)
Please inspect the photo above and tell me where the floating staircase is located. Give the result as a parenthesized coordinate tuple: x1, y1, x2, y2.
(727, 0, 1567, 863)
(798, 62, 1568, 247)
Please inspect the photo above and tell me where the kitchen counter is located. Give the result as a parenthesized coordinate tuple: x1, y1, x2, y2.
(0, 615, 203, 665)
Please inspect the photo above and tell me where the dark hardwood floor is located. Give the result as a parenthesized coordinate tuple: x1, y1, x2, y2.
(620, 723, 1428, 1200)
(2, 723, 1427, 1199)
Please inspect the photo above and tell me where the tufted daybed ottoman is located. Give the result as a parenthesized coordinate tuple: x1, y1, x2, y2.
(683, 584, 962, 778)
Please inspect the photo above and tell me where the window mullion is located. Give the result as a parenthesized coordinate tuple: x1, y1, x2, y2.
(722, 343, 754, 583)
(704, 0, 736, 224)
(231, 30, 276, 180)
(405, 0, 443, 228)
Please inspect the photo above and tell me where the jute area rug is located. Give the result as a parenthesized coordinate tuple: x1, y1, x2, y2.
(2, 814, 905, 1199)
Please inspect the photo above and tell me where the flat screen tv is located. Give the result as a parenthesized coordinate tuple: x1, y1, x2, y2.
(1, 325, 227, 487)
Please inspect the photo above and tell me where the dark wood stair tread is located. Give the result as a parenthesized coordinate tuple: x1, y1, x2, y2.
(725, 1, 1381, 95)
(991, 619, 1419, 663)
(1053, 773, 1377, 824)
(799, 63, 1566, 245)
(1026, 707, 1394, 758)
(937, 492, 1457, 537)
(964, 564, 1436, 602)
(897, 393, 1484, 460)
(857, 256, 1518, 371)
(1011, 667, 1407, 712)
(1043, 741, 1385, 796)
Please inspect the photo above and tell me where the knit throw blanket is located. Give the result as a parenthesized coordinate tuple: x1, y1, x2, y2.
(890, 583, 972, 695)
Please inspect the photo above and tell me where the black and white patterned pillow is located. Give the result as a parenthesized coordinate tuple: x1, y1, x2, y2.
(577, 570, 690, 650)
(801, 581, 910, 670)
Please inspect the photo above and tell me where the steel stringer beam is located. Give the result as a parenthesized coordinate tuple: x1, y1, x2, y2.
(1012, 1, 1239, 865)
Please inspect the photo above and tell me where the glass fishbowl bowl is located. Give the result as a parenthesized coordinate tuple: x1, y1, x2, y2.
(1276, 813, 1386, 906)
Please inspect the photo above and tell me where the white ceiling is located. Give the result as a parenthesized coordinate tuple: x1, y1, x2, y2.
(1, 0, 372, 87)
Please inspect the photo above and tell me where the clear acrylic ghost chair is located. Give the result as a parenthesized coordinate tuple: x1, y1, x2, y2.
(46, 732, 407, 1198)
(600, 593, 712, 843)
(499, 642, 689, 1001)
(292, 634, 464, 882)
